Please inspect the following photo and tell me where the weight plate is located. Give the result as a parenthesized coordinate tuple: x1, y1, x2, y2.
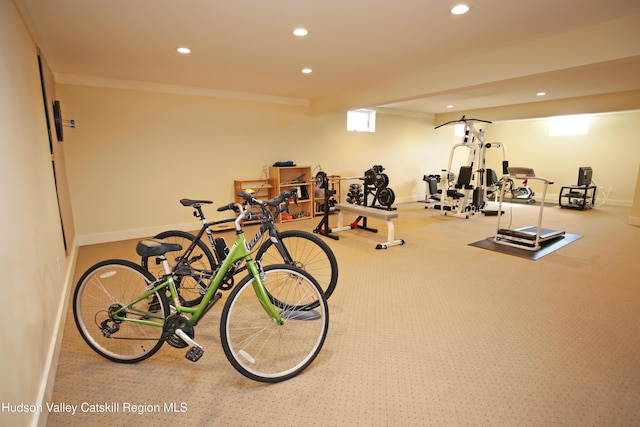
(378, 187, 395, 208)
(364, 169, 376, 186)
(375, 173, 389, 189)
(315, 171, 328, 188)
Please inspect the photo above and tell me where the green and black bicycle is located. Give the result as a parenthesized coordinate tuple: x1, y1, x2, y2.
(141, 190, 338, 308)
(73, 197, 329, 383)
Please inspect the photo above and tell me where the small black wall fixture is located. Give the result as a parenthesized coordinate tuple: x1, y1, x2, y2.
(53, 100, 63, 142)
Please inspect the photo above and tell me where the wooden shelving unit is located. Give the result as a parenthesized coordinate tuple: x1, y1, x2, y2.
(269, 166, 314, 222)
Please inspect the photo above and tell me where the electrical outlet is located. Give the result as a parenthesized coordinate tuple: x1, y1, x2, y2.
(608, 187, 614, 194)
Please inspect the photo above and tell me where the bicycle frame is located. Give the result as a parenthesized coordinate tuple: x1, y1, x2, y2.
(113, 210, 283, 328)
(178, 227, 282, 325)
(181, 200, 294, 275)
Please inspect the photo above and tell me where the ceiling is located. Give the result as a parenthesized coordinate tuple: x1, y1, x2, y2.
(16, 0, 640, 117)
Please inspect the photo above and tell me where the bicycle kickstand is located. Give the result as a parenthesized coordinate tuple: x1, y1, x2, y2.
(175, 329, 205, 362)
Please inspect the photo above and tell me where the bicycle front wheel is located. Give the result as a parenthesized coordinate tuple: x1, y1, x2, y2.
(255, 230, 338, 300)
(220, 265, 329, 383)
(73, 259, 170, 363)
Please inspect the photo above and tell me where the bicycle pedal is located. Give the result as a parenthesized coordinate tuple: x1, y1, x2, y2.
(185, 346, 204, 362)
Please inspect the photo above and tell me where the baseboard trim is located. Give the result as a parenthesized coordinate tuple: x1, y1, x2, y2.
(75, 194, 633, 246)
(77, 222, 202, 246)
(33, 238, 79, 427)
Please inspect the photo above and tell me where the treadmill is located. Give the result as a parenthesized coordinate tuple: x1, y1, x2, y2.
(494, 167, 565, 251)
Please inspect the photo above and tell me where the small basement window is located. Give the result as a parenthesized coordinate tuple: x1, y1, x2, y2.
(549, 115, 590, 136)
(347, 109, 376, 132)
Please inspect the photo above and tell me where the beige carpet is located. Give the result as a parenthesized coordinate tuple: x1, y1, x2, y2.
(47, 202, 640, 426)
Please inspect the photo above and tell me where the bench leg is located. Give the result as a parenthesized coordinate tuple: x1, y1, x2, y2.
(331, 211, 352, 233)
(332, 212, 405, 249)
(375, 219, 405, 249)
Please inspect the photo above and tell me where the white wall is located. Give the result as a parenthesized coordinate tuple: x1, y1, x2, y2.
(58, 83, 639, 243)
(0, 2, 74, 426)
(486, 113, 640, 204)
(58, 84, 448, 243)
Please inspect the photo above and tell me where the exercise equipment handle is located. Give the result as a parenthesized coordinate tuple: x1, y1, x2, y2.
(434, 115, 493, 129)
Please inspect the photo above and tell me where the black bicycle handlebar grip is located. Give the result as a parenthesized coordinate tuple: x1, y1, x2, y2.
(217, 203, 237, 212)
(237, 191, 254, 202)
(266, 191, 285, 207)
(239, 191, 265, 206)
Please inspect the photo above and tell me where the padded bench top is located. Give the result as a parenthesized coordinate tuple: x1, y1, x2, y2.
(335, 203, 398, 219)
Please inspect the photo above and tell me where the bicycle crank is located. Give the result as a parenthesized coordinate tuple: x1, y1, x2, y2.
(175, 329, 204, 362)
(162, 314, 194, 348)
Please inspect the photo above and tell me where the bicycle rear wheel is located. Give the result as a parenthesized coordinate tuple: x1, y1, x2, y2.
(255, 230, 338, 299)
(73, 259, 170, 363)
(220, 265, 329, 383)
(142, 230, 216, 307)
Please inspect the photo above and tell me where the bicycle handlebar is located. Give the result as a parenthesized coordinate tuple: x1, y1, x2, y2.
(217, 202, 239, 213)
(185, 188, 299, 225)
(267, 190, 298, 208)
(236, 189, 298, 218)
(215, 202, 247, 230)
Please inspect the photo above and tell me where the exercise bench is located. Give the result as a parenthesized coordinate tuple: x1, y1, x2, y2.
(330, 203, 405, 249)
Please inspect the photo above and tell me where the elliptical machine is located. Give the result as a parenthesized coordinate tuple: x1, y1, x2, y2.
(492, 176, 536, 204)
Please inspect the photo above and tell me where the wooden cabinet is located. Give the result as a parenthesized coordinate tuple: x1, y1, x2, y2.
(269, 166, 314, 222)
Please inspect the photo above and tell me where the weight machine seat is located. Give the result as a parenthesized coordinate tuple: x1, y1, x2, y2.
(455, 166, 473, 187)
(443, 166, 474, 198)
(423, 175, 439, 198)
(446, 189, 465, 199)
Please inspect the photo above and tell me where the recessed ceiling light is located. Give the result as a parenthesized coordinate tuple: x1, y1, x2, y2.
(293, 28, 309, 37)
(537, 92, 547, 96)
(447, 105, 454, 109)
(451, 4, 470, 15)
(177, 47, 191, 54)
(301, 68, 313, 74)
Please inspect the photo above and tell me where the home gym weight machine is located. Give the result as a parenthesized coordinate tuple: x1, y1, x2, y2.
(314, 165, 396, 240)
(430, 116, 508, 218)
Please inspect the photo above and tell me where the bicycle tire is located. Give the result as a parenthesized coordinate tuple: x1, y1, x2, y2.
(73, 259, 170, 363)
(142, 230, 217, 307)
(220, 265, 329, 383)
(255, 230, 338, 300)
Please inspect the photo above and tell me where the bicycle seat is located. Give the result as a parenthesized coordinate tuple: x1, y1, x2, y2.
(180, 198, 213, 207)
(136, 239, 183, 258)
